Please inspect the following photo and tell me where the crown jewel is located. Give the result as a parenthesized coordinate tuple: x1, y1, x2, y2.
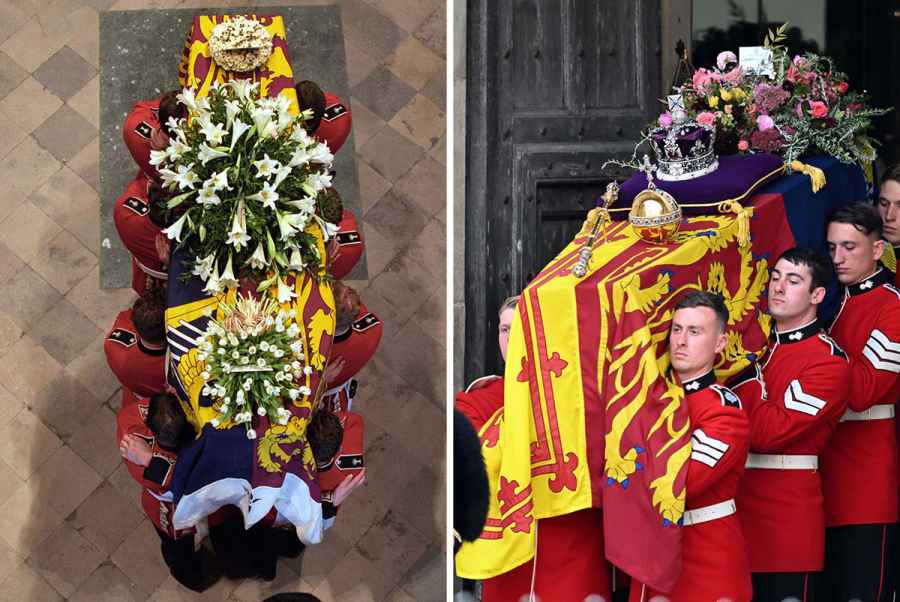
(648, 117, 719, 181)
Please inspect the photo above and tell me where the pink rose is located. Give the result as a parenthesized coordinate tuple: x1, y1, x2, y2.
(696, 112, 716, 127)
(691, 68, 720, 94)
(716, 51, 737, 71)
(722, 66, 743, 85)
(658, 112, 673, 127)
(756, 114, 774, 131)
(809, 100, 828, 119)
(738, 140, 749, 151)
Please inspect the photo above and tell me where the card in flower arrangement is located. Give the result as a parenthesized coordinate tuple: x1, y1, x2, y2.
(739, 46, 774, 78)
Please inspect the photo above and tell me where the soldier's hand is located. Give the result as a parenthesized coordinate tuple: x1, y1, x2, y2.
(119, 435, 153, 467)
(155, 232, 171, 264)
(326, 237, 340, 269)
(323, 356, 346, 383)
(333, 468, 366, 506)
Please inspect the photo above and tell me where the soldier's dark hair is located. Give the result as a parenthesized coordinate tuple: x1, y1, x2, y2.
(147, 180, 170, 228)
(306, 410, 344, 467)
(332, 281, 361, 332)
(775, 247, 833, 291)
(158, 91, 187, 137)
(317, 187, 343, 225)
(262, 594, 323, 602)
(881, 163, 900, 187)
(498, 295, 519, 319)
(147, 393, 192, 450)
(295, 80, 326, 133)
(673, 290, 728, 333)
(829, 203, 883, 239)
(133, 290, 167, 344)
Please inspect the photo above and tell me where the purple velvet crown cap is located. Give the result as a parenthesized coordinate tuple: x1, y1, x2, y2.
(650, 123, 714, 160)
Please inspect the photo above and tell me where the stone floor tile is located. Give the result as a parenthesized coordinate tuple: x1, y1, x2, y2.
(67, 10, 100, 69)
(148, 573, 238, 602)
(66, 135, 100, 192)
(30, 372, 105, 442)
(364, 189, 429, 248)
(0, 458, 23, 510)
(313, 548, 397, 602)
(369, 0, 441, 35)
(0, 310, 23, 357)
(29, 164, 100, 251)
(66, 332, 121, 403)
(429, 133, 445, 166)
(32, 104, 97, 163)
(388, 94, 445, 150)
(0, 136, 61, 224)
(421, 70, 445, 110)
(386, 36, 443, 92)
(406, 217, 445, 282)
(67, 404, 120, 478)
(69, 481, 144, 557)
(0, 385, 23, 433)
(0, 407, 63, 480)
(107, 462, 143, 512)
(385, 587, 417, 602)
(410, 283, 446, 346)
(33, 46, 97, 102)
(0, 52, 28, 102)
(0, 537, 23, 587)
(29, 228, 98, 296)
(357, 160, 391, 216)
(66, 266, 135, 330)
(0, 201, 62, 264)
(29, 298, 102, 367)
(0, 17, 65, 73)
(379, 318, 445, 406)
(0, 335, 64, 403)
(68, 73, 100, 129)
(0, 4, 29, 48)
(229, 559, 309, 601)
(33, 0, 85, 42)
(366, 248, 435, 327)
(412, 7, 445, 59)
(393, 156, 445, 219)
(0, 563, 64, 602)
(282, 528, 353, 590)
(70, 561, 147, 602)
(341, 0, 409, 64)
(387, 464, 443, 544)
(398, 545, 445, 602)
(344, 36, 378, 88)
(356, 510, 430, 585)
(349, 98, 385, 150)
(27, 444, 103, 517)
(111, 519, 170, 595)
(358, 125, 422, 182)
(0, 479, 65, 556)
(0, 77, 62, 134)
(26, 522, 105, 598)
(352, 66, 416, 123)
(0, 265, 62, 332)
(0, 107, 28, 161)
(5, 0, 42, 18)
(356, 225, 402, 284)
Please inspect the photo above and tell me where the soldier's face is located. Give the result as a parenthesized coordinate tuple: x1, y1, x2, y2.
(878, 180, 900, 245)
(150, 127, 170, 151)
(669, 306, 726, 380)
(827, 222, 884, 285)
(768, 258, 824, 325)
(498, 308, 515, 361)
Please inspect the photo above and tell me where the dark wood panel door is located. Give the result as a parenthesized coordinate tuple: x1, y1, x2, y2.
(465, 0, 662, 381)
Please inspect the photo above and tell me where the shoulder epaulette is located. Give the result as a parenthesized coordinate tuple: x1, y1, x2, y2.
(336, 453, 364, 470)
(465, 375, 502, 393)
(143, 452, 176, 487)
(123, 196, 149, 216)
(134, 121, 153, 139)
(352, 312, 380, 333)
(883, 283, 900, 300)
(710, 384, 742, 409)
(336, 230, 362, 245)
(817, 333, 848, 361)
(323, 103, 348, 121)
(108, 328, 136, 347)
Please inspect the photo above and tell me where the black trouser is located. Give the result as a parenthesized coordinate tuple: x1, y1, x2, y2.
(208, 512, 303, 581)
(752, 571, 818, 602)
(821, 523, 896, 602)
(155, 528, 220, 592)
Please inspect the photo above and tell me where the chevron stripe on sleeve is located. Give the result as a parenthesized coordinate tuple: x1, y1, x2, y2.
(783, 379, 827, 416)
(691, 428, 730, 467)
(862, 329, 900, 374)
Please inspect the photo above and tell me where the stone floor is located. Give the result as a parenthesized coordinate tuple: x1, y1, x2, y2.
(0, 0, 446, 600)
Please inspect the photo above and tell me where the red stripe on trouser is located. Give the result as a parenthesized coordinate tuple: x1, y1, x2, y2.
(803, 573, 808, 602)
(877, 523, 887, 601)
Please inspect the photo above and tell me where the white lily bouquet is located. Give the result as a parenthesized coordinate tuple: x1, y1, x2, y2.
(154, 80, 340, 302)
(198, 294, 312, 439)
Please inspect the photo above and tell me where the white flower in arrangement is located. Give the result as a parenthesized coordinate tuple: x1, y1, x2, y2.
(286, 323, 300, 338)
(149, 149, 169, 167)
(260, 341, 270, 352)
(253, 153, 279, 179)
(176, 88, 210, 114)
(168, 138, 191, 159)
(287, 247, 306, 272)
(288, 389, 300, 400)
(211, 418, 220, 427)
(291, 360, 301, 371)
(158, 166, 179, 190)
(265, 317, 274, 327)
(231, 350, 240, 360)
(282, 364, 292, 374)
(217, 347, 226, 355)
(308, 143, 334, 166)
(241, 356, 250, 365)
(208, 169, 232, 193)
(192, 254, 215, 281)
(313, 216, 340, 241)
(288, 147, 311, 168)
(226, 202, 251, 250)
(198, 115, 228, 146)
(222, 362, 232, 371)
(224, 98, 241, 128)
(246, 429, 257, 440)
(229, 119, 252, 151)
(249, 181, 280, 210)
(174, 163, 200, 191)
(240, 332, 248, 340)
(200, 370, 210, 380)
(290, 123, 312, 145)
(303, 365, 313, 376)
(202, 386, 212, 396)
(273, 348, 284, 357)
(243, 378, 252, 391)
(271, 163, 293, 190)
(302, 171, 332, 196)
(275, 322, 285, 333)
(203, 264, 223, 294)
(276, 211, 309, 241)
(299, 385, 312, 396)
(248, 346, 257, 355)
(261, 120, 279, 140)
(257, 358, 267, 368)
(197, 185, 222, 207)
(219, 253, 239, 290)
(288, 196, 316, 215)
(228, 333, 239, 346)
(277, 276, 297, 303)
(252, 106, 274, 138)
(245, 241, 267, 271)
(229, 79, 259, 103)
(235, 390, 245, 403)
(274, 371, 284, 382)
(257, 406, 267, 416)
(198, 142, 230, 166)
(163, 212, 190, 242)
(290, 341, 303, 355)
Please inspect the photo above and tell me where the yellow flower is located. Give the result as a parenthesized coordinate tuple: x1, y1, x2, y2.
(732, 88, 745, 102)
(708, 95, 719, 108)
(719, 88, 733, 102)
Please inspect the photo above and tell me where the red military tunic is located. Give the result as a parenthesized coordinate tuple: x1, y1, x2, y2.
(329, 209, 364, 280)
(630, 370, 751, 602)
(322, 304, 382, 412)
(105, 308, 167, 398)
(112, 172, 167, 295)
(317, 411, 364, 495)
(314, 92, 351, 154)
(734, 320, 849, 572)
(821, 267, 900, 527)
(123, 98, 160, 182)
(455, 376, 612, 602)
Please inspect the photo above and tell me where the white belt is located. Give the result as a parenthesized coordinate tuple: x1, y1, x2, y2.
(322, 379, 354, 411)
(746, 453, 818, 470)
(146, 488, 174, 503)
(840, 404, 895, 422)
(682, 499, 736, 526)
(134, 255, 168, 279)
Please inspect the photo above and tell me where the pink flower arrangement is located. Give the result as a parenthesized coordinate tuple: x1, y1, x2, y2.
(691, 68, 720, 95)
(756, 115, 774, 131)
(716, 51, 737, 71)
(809, 100, 828, 119)
(658, 112, 673, 127)
(737, 140, 749, 152)
(752, 83, 790, 113)
(696, 112, 716, 127)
